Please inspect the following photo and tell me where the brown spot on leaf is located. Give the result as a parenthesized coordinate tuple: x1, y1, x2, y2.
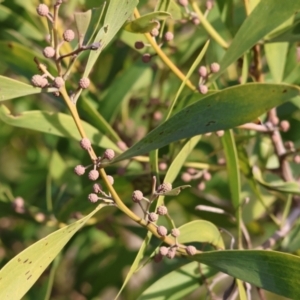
(25, 271, 30, 275)
(24, 259, 28, 263)
(27, 275, 32, 280)
(282, 89, 287, 93)
(206, 121, 216, 126)
(7, 43, 13, 49)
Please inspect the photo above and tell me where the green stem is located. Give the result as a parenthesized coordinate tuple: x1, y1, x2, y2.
(190, 0, 229, 49)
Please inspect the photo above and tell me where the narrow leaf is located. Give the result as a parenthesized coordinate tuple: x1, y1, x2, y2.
(178, 220, 225, 249)
(0, 204, 106, 300)
(112, 83, 300, 163)
(212, 0, 300, 79)
(0, 76, 57, 101)
(194, 250, 300, 299)
(124, 11, 171, 33)
(0, 105, 120, 152)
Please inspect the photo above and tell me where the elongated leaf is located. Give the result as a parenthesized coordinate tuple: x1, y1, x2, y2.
(213, 0, 300, 79)
(0, 76, 57, 101)
(138, 262, 215, 300)
(252, 167, 300, 195)
(0, 105, 120, 152)
(84, 0, 138, 77)
(267, 20, 300, 43)
(124, 11, 171, 33)
(178, 220, 224, 249)
(112, 83, 300, 163)
(194, 250, 300, 299)
(0, 204, 106, 300)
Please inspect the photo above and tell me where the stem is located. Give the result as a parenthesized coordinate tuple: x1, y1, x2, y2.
(190, 0, 229, 49)
(52, 2, 62, 75)
(134, 8, 196, 91)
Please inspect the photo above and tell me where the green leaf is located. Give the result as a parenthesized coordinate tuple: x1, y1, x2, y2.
(194, 250, 300, 299)
(178, 220, 225, 249)
(84, 0, 138, 77)
(0, 105, 120, 152)
(267, 20, 300, 43)
(155, 0, 183, 21)
(161, 185, 191, 196)
(112, 83, 300, 163)
(213, 0, 300, 79)
(0, 204, 106, 300)
(124, 11, 171, 33)
(74, 5, 106, 45)
(100, 61, 152, 121)
(138, 262, 216, 300)
(0, 76, 57, 101)
(252, 166, 300, 195)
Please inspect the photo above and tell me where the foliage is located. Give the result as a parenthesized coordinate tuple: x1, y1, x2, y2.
(0, 0, 300, 299)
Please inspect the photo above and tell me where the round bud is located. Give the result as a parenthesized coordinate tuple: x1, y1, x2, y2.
(218, 158, 226, 165)
(12, 197, 25, 214)
(206, 0, 214, 10)
(210, 62, 220, 73)
(181, 172, 192, 182)
(142, 53, 152, 63)
(293, 155, 300, 164)
(88, 193, 98, 203)
(171, 228, 180, 237)
(166, 247, 176, 259)
(192, 17, 200, 25)
(31, 74, 45, 87)
(198, 84, 208, 94)
(79, 77, 90, 89)
(280, 120, 290, 132)
(159, 246, 169, 256)
(157, 182, 172, 193)
(41, 77, 48, 88)
(216, 130, 224, 137)
(157, 225, 168, 237)
(205, 132, 212, 136)
(197, 181, 206, 191)
(154, 253, 163, 263)
(103, 149, 115, 160)
(132, 190, 143, 202)
(157, 205, 168, 216)
(93, 183, 102, 193)
(178, 0, 188, 6)
(148, 212, 159, 222)
(153, 111, 163, 121)
(36, 4, 49, 16)
(164, 31, 174, 42)
(150, 27, 159, 37)
(198, 66, 208, 77)
(186, 245, 197, 255)
(63, 29, 75, 42)
(43, 46, 55, 58)
(284, 141, 294, 150)
(80, 137, 91, 150)
(203, 170, 212, 181)
(159, 162, 167, 171)
(107, 175, 114, 185)
(187, 168, 197, 175)
(88, 170, 99, 181)
(117, 141, 128, 151)
(134, 41, 145, 50)
(53, 77, 65, 89)
(74, 165, 85, 176)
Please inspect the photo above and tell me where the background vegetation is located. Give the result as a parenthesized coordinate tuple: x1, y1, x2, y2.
(0, 0, 300, 299)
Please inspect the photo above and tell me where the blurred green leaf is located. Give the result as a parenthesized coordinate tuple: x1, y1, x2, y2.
(0, 5, 44, 41)
(178, 220, 224, 249)
(267, 20, 300, 43)
(0, 76, 57, 101)
(194, 250, 300, 299)
(0, 105, 120, 152)
(252, 166, 300, 195)
(84, 0, 138, 77)
(124, 11, 171, 33)
(0, 204, 106, 300)
(112, 83, 300, 163)
(138, 262, 216, 300)
(213, 0, 300, 79)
